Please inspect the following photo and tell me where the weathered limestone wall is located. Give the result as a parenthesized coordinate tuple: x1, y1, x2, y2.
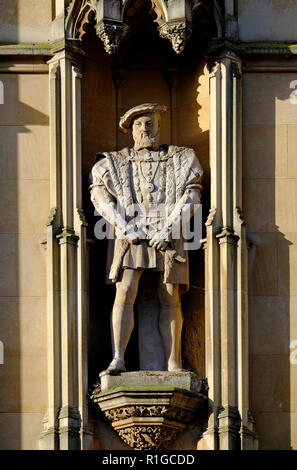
(0, 73, 50, 449)
(238, 0, 297, 42)
(243, 71, 297, 449)
(0, 0, 52, 44)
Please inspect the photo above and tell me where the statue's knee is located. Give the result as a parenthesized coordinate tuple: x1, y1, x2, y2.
(116, 281, 137, 303)
(160, 298, 178, 309)
(159, 283, 180, 307)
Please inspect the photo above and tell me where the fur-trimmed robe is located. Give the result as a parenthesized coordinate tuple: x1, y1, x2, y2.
(89, 145, 203, 291)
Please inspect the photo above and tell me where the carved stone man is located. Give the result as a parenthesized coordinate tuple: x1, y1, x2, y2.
(89, 103, 203, 375)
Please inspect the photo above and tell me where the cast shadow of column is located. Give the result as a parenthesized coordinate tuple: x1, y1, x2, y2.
(243, 72, 293, 449)
(0, 72, 49, 449)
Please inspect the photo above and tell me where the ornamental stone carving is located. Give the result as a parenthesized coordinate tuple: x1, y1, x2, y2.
(104, 405, 194, 423)
(90, 372, 208, 450)
(65, 0, 203, 55)
(118, 426, 179, 450)
(159, 21, 192, 54)
(96, 21, 129, 55)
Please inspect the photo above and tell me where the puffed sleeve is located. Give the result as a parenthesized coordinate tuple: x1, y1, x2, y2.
(184, 148, 203, 191)
(89, 153, 117, 199)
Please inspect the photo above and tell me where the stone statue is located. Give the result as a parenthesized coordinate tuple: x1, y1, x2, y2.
(89, 103, 203, 375)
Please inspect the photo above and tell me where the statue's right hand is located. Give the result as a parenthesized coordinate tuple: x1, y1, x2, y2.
(125, 227, 146, 244)
(126, 231, 140, 244)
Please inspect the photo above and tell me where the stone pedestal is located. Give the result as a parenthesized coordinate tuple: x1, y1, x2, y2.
(91, 372, 208, 450)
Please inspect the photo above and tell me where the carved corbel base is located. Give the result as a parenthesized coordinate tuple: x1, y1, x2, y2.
(158, 20, 192, 54)
(96, 20, 129, 55)
(90, 372, 208, 450)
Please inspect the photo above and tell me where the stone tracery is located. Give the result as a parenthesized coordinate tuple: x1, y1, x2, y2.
(65, 0, 220, 54)
(66, 0, 97, 39)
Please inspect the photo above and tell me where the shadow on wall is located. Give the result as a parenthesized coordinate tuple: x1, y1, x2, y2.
(181, 57, 210, 380)
(0, 70, 49, 449)
(0, 2, 50, 448)
(243, 72, 296, 449)
(0, 0, 52, 448)
(0, 72, 21, 450)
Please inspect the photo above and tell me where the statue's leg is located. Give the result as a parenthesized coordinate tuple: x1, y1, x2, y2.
(104, 268, 143, 375)
(158, 277, 183, 371)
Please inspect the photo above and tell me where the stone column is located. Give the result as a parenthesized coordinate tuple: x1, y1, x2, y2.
(39, 61, 62, 450)
(40, 47, 91, 450)
(72, 64, 91, 449)
(202, 51, 256, 450)
(201, 60, 222, 451)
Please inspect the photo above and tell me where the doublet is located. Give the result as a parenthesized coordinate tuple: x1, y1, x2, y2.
(89, 144, 203, 289)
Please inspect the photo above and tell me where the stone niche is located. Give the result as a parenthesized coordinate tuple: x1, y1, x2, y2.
(81, 0, 210, 450)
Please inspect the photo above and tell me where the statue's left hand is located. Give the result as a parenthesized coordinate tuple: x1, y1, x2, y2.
(149, 232, 169, 251)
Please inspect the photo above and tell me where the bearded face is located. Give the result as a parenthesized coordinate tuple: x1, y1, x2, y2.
(132, 112, 161, 150)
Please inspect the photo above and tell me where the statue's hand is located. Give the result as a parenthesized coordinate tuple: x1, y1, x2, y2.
(125, 227, 146, 244)
(149, 232, 169, 251)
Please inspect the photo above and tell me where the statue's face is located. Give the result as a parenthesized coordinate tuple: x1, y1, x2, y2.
(132, 112, 160, 150)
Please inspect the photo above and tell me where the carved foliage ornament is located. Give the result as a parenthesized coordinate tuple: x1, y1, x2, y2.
(118, 426, 179, 450)
(97, 398, 205, 449)
(66, 0, 194, 55)
(159, 20, 192, 55)
(91, 382, 207, 450)
(96, 21, 129, 55)
(104, 405, 194, 423)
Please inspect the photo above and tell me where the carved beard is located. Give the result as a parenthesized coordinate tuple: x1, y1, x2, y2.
(133, 132, 160, 150)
